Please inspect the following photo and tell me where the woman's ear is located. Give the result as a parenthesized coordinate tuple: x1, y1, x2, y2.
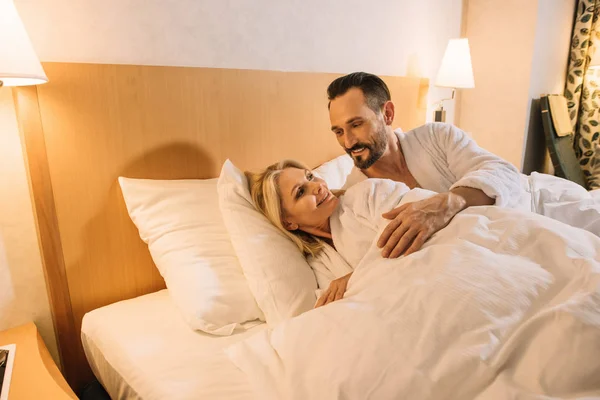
(283, 219, 299, 231)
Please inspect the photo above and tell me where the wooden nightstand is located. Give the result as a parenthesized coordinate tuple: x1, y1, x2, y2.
(0, 323, 77, 399)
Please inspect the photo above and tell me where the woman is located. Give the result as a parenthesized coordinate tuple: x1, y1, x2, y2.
(246, 159, 429, 308)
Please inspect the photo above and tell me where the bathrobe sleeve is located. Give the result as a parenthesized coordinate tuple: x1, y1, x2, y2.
(428, 123, 523, 207)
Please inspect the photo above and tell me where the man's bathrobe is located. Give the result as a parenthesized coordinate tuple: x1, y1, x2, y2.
(342, 122, 600, 236)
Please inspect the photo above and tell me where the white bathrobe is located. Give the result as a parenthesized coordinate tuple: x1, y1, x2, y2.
(342, 123, 522, 207)
(341, 122, 600, 236)
(310, 179, 435, 291)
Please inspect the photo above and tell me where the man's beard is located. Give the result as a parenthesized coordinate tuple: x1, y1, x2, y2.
(346, 125, 388, 170)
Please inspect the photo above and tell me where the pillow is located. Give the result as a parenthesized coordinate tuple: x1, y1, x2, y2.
(217, 160, 318, 326)
(313, 154, 354, 190)
(313, 127, 405, 191)
(314, 154, 368, 191)
(119, 177, 263, 335)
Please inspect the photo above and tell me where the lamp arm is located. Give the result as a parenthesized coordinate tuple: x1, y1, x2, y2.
(436, 97, 453, 109)
(437, 88, 456, 107)
(433, 88, 456, 123)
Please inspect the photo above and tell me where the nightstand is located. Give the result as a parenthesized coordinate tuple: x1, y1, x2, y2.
(0, 323, 77, 399)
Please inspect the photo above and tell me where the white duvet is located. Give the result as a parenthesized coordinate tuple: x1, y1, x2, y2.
(227, 180, 600, 400)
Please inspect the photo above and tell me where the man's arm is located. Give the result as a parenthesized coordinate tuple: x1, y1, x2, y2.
(377, 123, 517, 258)
(377, 189, 481, 258)
(439, 123, 522, 208)
(450, 186, 494, 208)
(377, 188, 492, 258)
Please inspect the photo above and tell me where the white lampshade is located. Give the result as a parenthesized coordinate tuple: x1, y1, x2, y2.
(435, 38, 475, 89)
(0, 0, 47, 86)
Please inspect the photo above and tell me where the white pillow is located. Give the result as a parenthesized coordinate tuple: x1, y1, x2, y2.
(314, 127, 405, 191)
(313, 154, 354, 190)
(118, 177, 263, 335)
(217, 160, 318, 326)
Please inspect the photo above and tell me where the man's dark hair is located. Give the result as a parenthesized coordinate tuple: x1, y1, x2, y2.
(327, 72, 391, 113)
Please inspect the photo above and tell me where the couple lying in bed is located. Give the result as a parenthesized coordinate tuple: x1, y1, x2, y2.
(232, 163, 600, 398)
(247, 159, 448, 307)
(247, 155, 600, 309)
(241, 71, 600, 307)
(226, 74, 600, 398)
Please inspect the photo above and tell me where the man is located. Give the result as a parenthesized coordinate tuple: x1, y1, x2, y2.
(327, 72, 525, 258)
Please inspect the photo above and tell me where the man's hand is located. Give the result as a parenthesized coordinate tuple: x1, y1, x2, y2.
(377, 192, 468, 258)
(315, 272, 353, 308)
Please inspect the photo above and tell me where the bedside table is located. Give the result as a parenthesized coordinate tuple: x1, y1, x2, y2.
(0, 323, 77, 399)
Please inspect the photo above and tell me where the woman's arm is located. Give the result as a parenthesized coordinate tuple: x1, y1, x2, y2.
(314, 272, 353, 308)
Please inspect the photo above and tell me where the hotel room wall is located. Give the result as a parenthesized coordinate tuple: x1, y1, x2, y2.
(0, 89, 59, 363)
(458, 0, 539, 169)
(522, 0, 574, 174)
(0, 0, 463, 368)
(459, 0, 575, 171)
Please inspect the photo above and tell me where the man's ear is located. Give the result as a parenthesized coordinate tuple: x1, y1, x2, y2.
(382, 101, 395, 125)
(283, 219, 299, 231)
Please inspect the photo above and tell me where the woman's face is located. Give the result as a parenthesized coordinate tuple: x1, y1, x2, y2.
(278, 167, 339, 231)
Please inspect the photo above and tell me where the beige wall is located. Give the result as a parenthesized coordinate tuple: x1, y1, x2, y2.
(459, 0, 575, 171)
(0, 88, 59, 362)
(13, 0, 463, 125)
(1, 0, 464, 368)
(459, 0, 539, 168)
(522, 0, 574, 174)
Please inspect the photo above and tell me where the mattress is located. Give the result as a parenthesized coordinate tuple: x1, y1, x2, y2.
(81, 289, 264, 400)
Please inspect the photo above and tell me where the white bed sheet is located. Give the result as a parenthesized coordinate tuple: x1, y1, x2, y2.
(81, 289, 264, 400)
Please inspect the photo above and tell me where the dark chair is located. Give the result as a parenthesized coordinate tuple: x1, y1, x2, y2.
(540, 95, 588, 188)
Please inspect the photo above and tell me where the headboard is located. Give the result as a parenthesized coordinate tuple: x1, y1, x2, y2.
(13, 62, 428, 391)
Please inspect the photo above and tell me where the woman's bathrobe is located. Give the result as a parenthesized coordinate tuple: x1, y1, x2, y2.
(310, 178, 434, 292)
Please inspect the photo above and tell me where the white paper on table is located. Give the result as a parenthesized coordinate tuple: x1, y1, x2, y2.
(0, 344, 16, 400)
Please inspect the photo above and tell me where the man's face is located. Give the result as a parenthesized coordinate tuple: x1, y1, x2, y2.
(329, 88, 388, 169)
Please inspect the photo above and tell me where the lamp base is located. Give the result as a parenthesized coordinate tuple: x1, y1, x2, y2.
(434, 109, 446, 123)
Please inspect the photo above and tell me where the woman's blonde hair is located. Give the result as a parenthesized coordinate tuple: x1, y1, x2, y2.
(246, 160, 331, 257)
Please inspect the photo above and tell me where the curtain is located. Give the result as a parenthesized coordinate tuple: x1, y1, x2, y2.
(565, 0, 600, 188)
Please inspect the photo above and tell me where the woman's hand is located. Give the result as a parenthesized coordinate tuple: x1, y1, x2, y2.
(315, 272, 353, 308)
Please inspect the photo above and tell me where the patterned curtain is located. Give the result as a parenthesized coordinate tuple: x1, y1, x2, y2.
(565, 0, 600, 189)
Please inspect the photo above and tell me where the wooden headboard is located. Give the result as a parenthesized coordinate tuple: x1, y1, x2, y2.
(13, 62, 428, 391)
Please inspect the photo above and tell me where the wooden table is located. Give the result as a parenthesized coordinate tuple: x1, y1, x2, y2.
(0, 323, 77, 399)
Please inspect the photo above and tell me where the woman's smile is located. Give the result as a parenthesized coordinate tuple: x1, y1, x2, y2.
(317, 191, 330, 207)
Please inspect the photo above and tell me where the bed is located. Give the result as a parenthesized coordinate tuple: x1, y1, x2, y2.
(14, 62, 600, 399)
(81, 290, 263, 400)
